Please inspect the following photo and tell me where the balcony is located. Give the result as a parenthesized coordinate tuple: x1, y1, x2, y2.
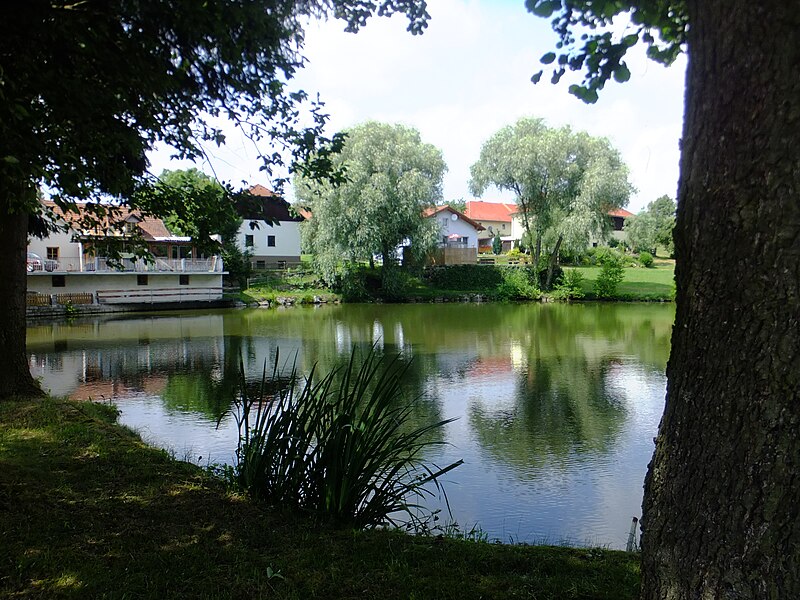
(28, 256, 224, 274)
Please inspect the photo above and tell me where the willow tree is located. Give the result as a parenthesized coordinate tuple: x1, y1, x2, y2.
(0, 0, 429, 399)
(469, 119, 632, 287)
(296, 121, 445, 286)
(528, 0, 800, 596)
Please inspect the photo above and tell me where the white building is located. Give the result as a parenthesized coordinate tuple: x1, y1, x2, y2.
(26, 201, 224, 306)
(422, 205, 484, 265)
(235, 185, 304, 269)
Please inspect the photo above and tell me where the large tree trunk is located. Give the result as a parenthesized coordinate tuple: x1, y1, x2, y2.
(0, 183, 44, 399)
(640, 1, 800, 598)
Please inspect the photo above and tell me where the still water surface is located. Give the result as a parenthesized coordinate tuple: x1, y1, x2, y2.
(28, 303, 673, 548)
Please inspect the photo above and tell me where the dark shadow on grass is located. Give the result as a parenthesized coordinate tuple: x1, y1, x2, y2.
(0, 400, 640, 599)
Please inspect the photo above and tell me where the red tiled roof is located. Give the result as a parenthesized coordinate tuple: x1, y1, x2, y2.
(237, 185, 303, 221)
(41, 200, 177, 241)
(423, 205, 485, 231)
(608, 207, 634, 219)
(248, 184, 278, 198)
(465, 201, 517, 223)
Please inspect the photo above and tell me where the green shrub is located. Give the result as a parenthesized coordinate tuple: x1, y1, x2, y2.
(552, 269, 585, 301)
(638, 251, 654, 268)
(495, 267, 540, 301)
(492, 233, 502, 255)
(230, 350, 462, 528)
(424, 265, 504, 290)
(593, 252, 626, 298)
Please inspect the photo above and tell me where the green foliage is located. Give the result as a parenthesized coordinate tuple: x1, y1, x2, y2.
(552, 269, 586, 301)
(638, 251, 654, 268)
(527, 0, 687, 102)
(231, 350, 462, 528)
(496, 267, 541, 301)
(593, 251, 626, 298)
(624, 196, 675, 256)
(424, 265, 504, 290)
(492, 233, 503, 255)
(296, 121, 445, 285)
(153, 169, 240, 241)
(470, 117, 633, 280)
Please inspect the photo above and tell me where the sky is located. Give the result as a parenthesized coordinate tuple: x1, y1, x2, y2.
(148, 0, 687, 214)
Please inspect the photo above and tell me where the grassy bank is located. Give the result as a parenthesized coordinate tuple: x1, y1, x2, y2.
(0, 397, 640, 599)
(567, 259, 675, 301)
(241, 260, 675, 305)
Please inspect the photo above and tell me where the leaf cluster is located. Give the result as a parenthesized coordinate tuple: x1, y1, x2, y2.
(527, 0, 687, 102)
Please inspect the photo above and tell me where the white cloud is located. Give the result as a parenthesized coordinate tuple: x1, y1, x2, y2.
(147, 0, 685, 213)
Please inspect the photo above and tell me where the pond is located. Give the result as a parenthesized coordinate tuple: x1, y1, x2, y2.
(27, 302, 673, 548)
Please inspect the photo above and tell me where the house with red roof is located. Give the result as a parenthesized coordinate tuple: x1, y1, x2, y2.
(26, 200, 224, 307)
(235, 184, 304, 269)
(464, 201, 518, 251)
(607, 207, 635, 242)
(421, 205, 484, 265)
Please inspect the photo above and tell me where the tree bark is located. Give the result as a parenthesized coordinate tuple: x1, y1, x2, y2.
(640, 1, 800, 598)
(544, 234, 562, 290)
(0, 182, 45, 399)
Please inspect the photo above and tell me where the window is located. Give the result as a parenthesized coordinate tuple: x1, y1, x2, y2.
(502, 223, 506, 230)
(245, 235, 254, 248)
(46, 247, 59, 261)
(179, 275, 189, 286)
(52, 275, 65, 288)
(137, 274, 148, 286)
(267, 235, 276, 247)
(256, 260, 266, 270)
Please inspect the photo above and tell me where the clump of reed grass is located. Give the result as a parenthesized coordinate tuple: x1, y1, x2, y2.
(229, 349, 462, 529)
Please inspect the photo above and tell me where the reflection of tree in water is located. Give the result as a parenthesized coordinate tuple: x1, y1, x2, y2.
(466, 302, 648, 478)
(470, 356, 627, 476)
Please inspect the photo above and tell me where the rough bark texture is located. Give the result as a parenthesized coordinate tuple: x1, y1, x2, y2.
(640, 1, 800, 598)
(0, 184, 44, 399)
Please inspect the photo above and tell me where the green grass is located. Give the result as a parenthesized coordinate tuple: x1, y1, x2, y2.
(241, 267, 340, 305)
(566, 260, 675, 301)
(0, 397, 640, 599)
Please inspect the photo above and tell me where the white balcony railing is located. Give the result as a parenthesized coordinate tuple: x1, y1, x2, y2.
(81, 256, 223, 273)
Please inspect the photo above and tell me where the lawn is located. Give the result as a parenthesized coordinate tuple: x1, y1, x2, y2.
(567, 259, 675, 301)
(0, 397, 641, 599)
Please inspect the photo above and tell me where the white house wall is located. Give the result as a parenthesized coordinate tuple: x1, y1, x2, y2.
(27, 272, 223, 303)
(28, 229, 83, 269)
(237, 220, 302, 266)
(433, 214, 479, 248)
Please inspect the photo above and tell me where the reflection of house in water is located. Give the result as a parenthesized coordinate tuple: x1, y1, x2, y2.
(28, 314, 228, 400)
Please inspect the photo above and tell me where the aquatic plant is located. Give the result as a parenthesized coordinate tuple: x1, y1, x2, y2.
(229, 349, 462, 529)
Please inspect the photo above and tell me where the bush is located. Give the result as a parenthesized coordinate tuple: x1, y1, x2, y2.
(230, 350, 462, 528)
(638, 251, 654, 268)
(552, 269, 585, 301)
(593, 252, 626, 298)
(495, 267, 540, 301)
(424, 265, 504, 290)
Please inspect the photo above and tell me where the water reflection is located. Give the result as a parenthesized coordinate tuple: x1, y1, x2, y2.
(27, 303, 673, 547)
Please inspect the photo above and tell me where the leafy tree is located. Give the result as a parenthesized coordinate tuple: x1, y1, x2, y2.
(624, 212, 658, 255)
(152, 169, 241, 247)
(441, 198, 467, 214)
(469, 118, 632, 289)
(625, 195, 676, 255)
(492, 232, 503, 255)
(528, 0, 800, 596)
(0, 0, 429, 399)
(296, 121, 445, 288)
(147, 169, 255, 286)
